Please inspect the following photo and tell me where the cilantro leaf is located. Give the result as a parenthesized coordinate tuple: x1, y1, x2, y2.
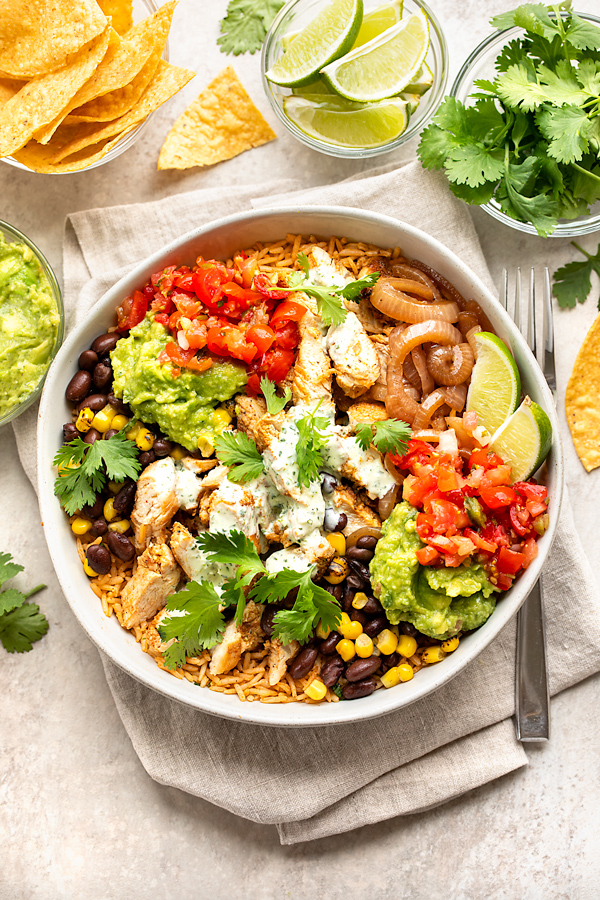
(195, 530, 266, 624)
(417, 122, 458, 170)
(0, 551, 23, 588)
(251, 568, 342, 645)
(0, 588, 28, 616)
(261, 376, 291, 415)
(355, 419, 412, 455)
(552, 242, 600, 308)
(448, 180, 497, 206)
(295, 406, 330, 488)
(495, 63, 548, 111)
(538, 61, 589, 107)
(577, 59, 600, 95)
(536, 105, 591, 163)
(214, 431, 264, 484)
(341, 271, 381, 302)
(445, 144, 505, 188)
(491, 3, 562, 40)
(285, 252, 379, 327)
(502, 174, 558, 237)
(159, 581, 226, 668)
(564, 11, 600, 51)
(0, 602, 49, 654)
(217, 0, 284, 56)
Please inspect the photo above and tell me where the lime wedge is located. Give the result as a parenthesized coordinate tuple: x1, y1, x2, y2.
(489, 398, 552, 481)
(292, 76, 338, 98)
(283, 95, 409, 147)
(466, 333, 521, 435)
(321, 10, 429, 101)
(266, 0, 364, 88)
(404, 61, 433, 94)
(352, 1, 403, 48)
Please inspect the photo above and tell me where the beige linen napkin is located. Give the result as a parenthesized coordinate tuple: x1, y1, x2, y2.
(13, 163, 600, 845)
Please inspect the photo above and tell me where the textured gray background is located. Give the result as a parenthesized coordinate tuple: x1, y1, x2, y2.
(1, 0, 599, 897)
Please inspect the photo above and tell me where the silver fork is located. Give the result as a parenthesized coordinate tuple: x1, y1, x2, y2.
(501, 267, 555, 742)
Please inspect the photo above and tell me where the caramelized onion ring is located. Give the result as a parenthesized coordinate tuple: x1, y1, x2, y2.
(466, 325, 482, 357)
(390, 263, 442, 299)
(412, 389, 447, 431)
(409, 260, 467, 308)
(442, 383, 468, 411)
(346, 526, 382, 550)
(426, 342, 474, 386)
(403, 353, 421, 389)
(371, 279, 459, 323)
(412, 346, 435, 395)
(378, 484, 399, 521)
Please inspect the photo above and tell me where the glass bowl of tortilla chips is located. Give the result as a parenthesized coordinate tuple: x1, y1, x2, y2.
(0, 0, 195, 174)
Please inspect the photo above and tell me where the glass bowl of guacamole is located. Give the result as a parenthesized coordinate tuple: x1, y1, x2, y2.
(0, 221, 64, 426)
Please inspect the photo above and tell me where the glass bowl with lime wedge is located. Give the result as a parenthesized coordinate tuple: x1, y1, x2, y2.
(262, 0, 448, 158)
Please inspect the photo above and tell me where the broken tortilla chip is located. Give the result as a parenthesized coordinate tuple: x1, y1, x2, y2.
(13, 125, 138, 173)
(0, 0, 107, 78)
(45, 59, 195, 163)
(565, 311, 600, 472)
(96, 0, 134, 36)
(0, 26, 112, 158)
(0, 78, 21, 109)
(157, 65, 276, 170)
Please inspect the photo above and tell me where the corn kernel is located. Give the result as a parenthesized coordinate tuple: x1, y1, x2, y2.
(126, 421, 142, 440)
(103, 498, 118, 522)
(326, 532, 346, 556)
(397, 663, 414, 682)
(336, 638, 356, 662)
(441, 636, 460, 653)
(355, 633, 373, 658)
(180, 317, 192, 331)
(197, 432, 214, 457)
(305, 678, 327, 701)
(316, 620, 331, 640)
(91, 406, 117, 434)
(111, 414, 129, 432)
(421, 646, 446, 665)
(76, 407, 95, 433)
(381, 666, 401, 688)
(136, 428, 155, 452)
(324, 557, 348, 584)
(338, 612, 363, 640)
(352, 591, 369, 610)
(397, 635, 418, 658)
(376, 629, 398, 656)
(108, 519, 131, 534)
(212, 407, 232, 429)
(108, 480, 122, 494)
(71, 517, 91, 535)
(169, 445, 187, 460)
(83, 560, 99, 578)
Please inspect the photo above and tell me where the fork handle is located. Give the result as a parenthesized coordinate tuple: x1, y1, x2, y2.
(515, 579, 550, 741)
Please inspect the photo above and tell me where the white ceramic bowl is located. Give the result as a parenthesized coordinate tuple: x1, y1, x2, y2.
(37, 207, 563, 726)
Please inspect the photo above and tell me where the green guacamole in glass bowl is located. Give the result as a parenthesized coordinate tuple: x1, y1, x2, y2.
(0, 221, 63, 426)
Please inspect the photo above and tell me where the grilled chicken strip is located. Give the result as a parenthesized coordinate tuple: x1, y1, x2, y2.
(120, 541, 181, 629)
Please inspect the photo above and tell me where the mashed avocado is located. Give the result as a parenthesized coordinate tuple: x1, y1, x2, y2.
(370, 501, 499, 640)
(0, 232, 60, 418)
(111, 315, 247, 451)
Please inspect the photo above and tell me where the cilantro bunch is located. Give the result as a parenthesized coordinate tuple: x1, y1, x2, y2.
(418, 1, 600, 237)
(0, 551, 48, 654)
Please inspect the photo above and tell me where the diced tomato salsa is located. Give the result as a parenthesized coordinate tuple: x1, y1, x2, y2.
(116, 254, 307, 384)
(391, 440, 549, 591)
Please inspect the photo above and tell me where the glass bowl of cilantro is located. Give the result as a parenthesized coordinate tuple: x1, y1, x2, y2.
(418, 3, 600, 238)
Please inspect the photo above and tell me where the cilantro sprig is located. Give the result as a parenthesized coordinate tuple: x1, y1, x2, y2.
(354, 419, 412, 456)
(214, 431, 265, 484)
(261, 377, 291, 415)
(0, 551, 48, 654)
(158, 530, 342, 667)
(217, 0, 284, 56)
(417, 1, 600, 236)
(553, 241, 600, 308)
(53, 427, 141, 516)
(295, 403, 330, 488)
(286, 252, 380, 327)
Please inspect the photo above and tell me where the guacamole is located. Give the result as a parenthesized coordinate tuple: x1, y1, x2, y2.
(0, 232, 60, 418)
(111, 315, 248, 451)
(370, 501, 499, 640)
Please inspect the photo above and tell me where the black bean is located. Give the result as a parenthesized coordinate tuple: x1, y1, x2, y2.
(86, 543, 111, 575)
(323, 581, 343, 603)
(400, 621, 418, 638)
(83, 428, 101, 445)
(113, 482, 136, 516)
(63, 423, 78, 443)
(66, 370, 92, 402)
(283, 587, 299, 608)
(346, 546, 373, 563)
(323, 508, 346, 533)
(260, 604, 280, 637)
(348, 558, 371, 586)
(138, 450, 156, 468)
(78, 349, 98, 371)
(345, 573, 364, 593)
(345, 655, 381, 682)
(320, 473, 338, 494)
(342, 581, 354, 613)
(93, 362, 112, 390)
(364, 614, 388, 638)
(320, 655, 344, 687)
(91, 332, 120, 356)
(356, 535, 378, 551)
(319, 631, 341, 655)
(107, 392, 129, 415)
(287, 647, 318, 680)
(78, 393, 108, 412)
(89, 518, 108, 537)
(104, 429, 118, 441)
(153, 438, 173, 458)
(363, 595, 384, 616)
(350, 608, 367, 627)
(107, 531, 135, 562)
(380, 651, 401, 673)
(81, 496, 104, 519)
(338, 513, 348, 531)
(342, 677, 377, 700)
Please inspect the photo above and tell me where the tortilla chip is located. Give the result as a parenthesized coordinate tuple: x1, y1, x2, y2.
(13, 125, 138, 173)
(0, 0, 107, 78)
(35, 1, 175, 144)
(0, 78, 21, 109)
(96, 0, 133, 36)
(565, 311, 600, 472)
(0, 26, 112, 158)
(157, 66, 276, 170)
(44, 59, 195, 163)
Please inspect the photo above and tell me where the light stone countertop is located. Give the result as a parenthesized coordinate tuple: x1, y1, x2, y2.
(1, 1, 600, 897)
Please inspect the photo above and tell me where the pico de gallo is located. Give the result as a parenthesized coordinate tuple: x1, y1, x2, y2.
(393, 427, 549, 593)
(115, 253, 308, 392)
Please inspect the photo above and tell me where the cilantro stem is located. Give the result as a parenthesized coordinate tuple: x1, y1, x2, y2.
(571, 241, 594, 260)
(23, 584, 46, 599)
(571, 163, 600, 185)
